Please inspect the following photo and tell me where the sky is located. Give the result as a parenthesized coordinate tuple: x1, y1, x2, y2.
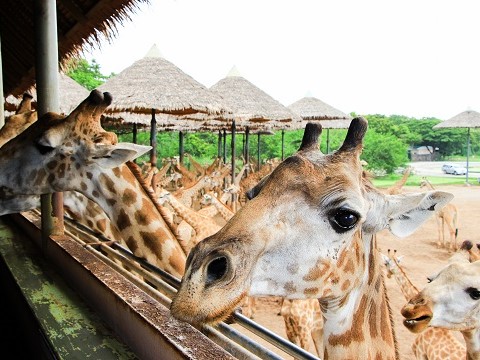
(84, 0, 480, 120)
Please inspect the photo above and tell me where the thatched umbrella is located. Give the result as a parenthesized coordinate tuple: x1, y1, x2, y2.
(1, 0, 149, 97)
(433, 110, 480, 184)
(209, 66, 302, 176)
(97, 44, 231, 165)
(288, 96, 352, 153)
(4, 72, 90, 115)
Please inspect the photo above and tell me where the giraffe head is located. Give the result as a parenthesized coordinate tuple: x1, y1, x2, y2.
(402, 257, 480, 333)
(380, 249, 404, 279)
(170, 118, 453, 326)
(0, 90, 150, 205)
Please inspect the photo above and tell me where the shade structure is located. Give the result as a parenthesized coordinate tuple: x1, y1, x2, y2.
(5, 72, 90, 115)
(287, 96, 352, 128)
(433, 110, 480, 184)
(209, 67, 303, 130)
(97, 44, 230, 117)
(288, 95, 352, 153)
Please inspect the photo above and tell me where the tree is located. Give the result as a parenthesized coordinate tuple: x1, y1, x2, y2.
(66, 58, 114, 90)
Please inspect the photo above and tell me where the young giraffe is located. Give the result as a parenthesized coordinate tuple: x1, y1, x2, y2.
(383, 166, 412, 195)
(157, 187, 222, 253)
(402, 251, 480, 360)
(280, 298, 323, 356)
(420, 177, 460, 250)
(170, 118, 453, 359)
(381, 249, 466, 359)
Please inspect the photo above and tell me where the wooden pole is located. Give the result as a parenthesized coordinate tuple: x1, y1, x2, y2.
(150, 109, 157, 167)
(217, 130, 222, 158)
(0, 34, 4, 129)
(35, 0, 61, 245)
(281, 129, 285, 161)
(231, 120, 237, 212)
(257, 133, 261, 171)
(223, 129, 227, 165)
(179, 131, 185, 164)
(245, 127, 250, 175)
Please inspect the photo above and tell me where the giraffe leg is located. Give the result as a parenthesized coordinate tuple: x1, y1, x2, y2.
(435, 214, 442, 248)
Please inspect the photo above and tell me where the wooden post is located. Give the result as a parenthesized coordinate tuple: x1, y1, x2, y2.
(35, 0, 62, 245)
(257, 133, 261, 171)
(245, 127, 250, 175)
(217, 130, 222, 158)
(0, 33, 4, 129)
(222, 129, 227, 165)
(150, 109, 157, 167)
(179, 131, 185, 165)
(231, 120, 237, 212)
(281, 129, 285, 160)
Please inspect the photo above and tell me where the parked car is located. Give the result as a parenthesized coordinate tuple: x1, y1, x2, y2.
(442, 164, 467, 175)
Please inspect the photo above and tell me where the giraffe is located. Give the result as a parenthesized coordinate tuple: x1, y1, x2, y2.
(157, 187, 222, 253)
(185, 152, 206, 177)
(0, 90, 189, 277)
(200, 191, 235, 222)
(0, 90, 137, 209)
(383, 166, 413, 195)
(381, 249, 466, 359)
(420, 177, 460, 250)
(170, 118, 453, 359)
(402, 254, 480, 360)
(0, 92, 38, 148)
(280, 298, 323, 357)
(172, 175, 213, 208)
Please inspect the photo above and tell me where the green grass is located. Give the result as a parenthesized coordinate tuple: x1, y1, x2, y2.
(372, 174, 477, 188)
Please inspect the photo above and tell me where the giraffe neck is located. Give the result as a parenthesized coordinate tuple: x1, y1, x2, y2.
(391, 257, 419, 300)
(462, 329, 480, 360)
(174, 176, 209, 207)
(321, 233, 398, 360)
(165, 191, 217, 245)
(84, 162, 187, 277)
(210, 194, 234, 221)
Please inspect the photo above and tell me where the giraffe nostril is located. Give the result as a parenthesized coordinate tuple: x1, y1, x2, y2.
(206, 256, 228, 285)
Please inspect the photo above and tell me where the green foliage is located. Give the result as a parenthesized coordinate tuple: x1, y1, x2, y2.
(66, 58, 114, 90)
(362, 129, 408, 173)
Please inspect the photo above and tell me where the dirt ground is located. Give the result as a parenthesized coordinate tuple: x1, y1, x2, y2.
(232, 184, 480, 359)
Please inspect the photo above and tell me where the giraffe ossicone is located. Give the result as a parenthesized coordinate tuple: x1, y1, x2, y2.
(170, 118, 453, 359)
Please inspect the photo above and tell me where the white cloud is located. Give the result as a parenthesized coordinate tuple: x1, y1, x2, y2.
(84, 0, 480, 119)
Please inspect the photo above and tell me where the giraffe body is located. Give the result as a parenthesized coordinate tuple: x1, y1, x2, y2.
(171, 119, 453, 359)
(420, 177, 460, 250)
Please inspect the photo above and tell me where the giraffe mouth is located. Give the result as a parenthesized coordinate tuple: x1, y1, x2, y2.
(403, 315, 432, 333)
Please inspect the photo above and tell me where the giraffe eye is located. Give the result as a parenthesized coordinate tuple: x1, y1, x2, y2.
(466, 287, 480, 300)
(35, 142, 54, 155)
(330, 209, 359, 233)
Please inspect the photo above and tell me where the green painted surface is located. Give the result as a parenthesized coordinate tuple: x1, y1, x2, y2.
(0, 218, 138, 359)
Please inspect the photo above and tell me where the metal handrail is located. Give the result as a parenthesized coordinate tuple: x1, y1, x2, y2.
(63, 216, 321, 360)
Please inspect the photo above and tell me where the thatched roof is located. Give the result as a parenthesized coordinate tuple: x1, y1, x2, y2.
(288, 96, 352, 129)
(433, 110, 480, 129)
(97, 44, 231, 117)
(1, 0, 149, 97)
(5, 73, 90, 115)
(209, 67, 302, 129)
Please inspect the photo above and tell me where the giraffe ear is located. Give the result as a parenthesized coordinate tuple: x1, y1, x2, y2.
(90, 143, 152, 169)
(385, 190, 454, 237)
